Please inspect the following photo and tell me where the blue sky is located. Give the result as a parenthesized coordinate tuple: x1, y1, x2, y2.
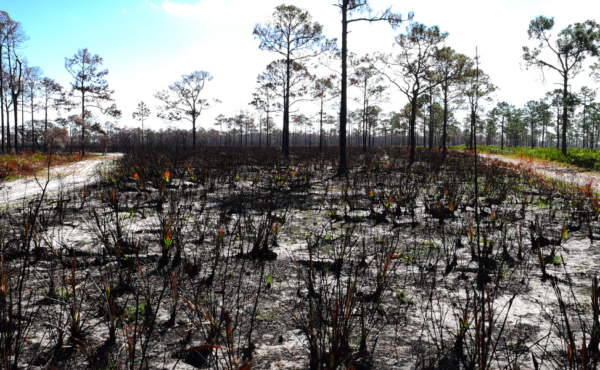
(3, 0, 600, 132)
(6, 1, 183, 79)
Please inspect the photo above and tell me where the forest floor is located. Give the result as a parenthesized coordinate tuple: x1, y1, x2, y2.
(3, 148, 600, 370)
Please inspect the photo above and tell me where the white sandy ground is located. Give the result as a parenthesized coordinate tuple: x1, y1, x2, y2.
(7, 151, 598, 369)
(481, 153, 600, 191)
(0, 153, 121, 205)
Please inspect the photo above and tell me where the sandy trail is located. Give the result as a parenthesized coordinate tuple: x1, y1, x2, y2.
(0, 154, 122, 205)
(481, 153, 600, 191)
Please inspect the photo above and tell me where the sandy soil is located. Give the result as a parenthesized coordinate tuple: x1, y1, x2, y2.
(2, 149, 597, 369)
(0, 153, 121, 205)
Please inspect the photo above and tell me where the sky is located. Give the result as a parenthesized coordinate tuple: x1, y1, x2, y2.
(3, 0, 600, 132)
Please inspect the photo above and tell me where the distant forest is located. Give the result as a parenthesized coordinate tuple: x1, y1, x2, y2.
(2, 6, 600, 168)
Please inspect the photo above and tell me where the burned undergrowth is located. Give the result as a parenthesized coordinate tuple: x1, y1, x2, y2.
(2, 145, 600, 370)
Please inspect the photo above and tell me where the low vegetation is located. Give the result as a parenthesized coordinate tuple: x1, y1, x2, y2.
(2, 141, 600, 369)
(0, 151, 94, 180)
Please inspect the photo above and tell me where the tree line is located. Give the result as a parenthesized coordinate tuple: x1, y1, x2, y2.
(2, 3, 600, 172)
(0, 11, 121, 156)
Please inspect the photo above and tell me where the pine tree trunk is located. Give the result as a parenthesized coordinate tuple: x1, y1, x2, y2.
(428, 93, 434, 150)
(0, 45, 4, 154)
(561, 76, 568, 155)
(442, 89, 449, 160)
(409, 94, 417, 165)
(501, 116, 504, 150)
(338, 1, 348, 174)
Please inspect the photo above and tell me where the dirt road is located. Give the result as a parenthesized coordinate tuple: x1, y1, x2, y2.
(0, 154, 121, 205)
(482, 153, 600, 191)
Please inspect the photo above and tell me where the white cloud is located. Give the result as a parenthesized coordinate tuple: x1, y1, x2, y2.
(122, 8, 128, 14)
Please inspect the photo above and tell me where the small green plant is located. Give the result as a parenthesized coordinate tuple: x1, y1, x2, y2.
(266, 273, 276, 287)
(396, 290, 407, 304)
(105, 355, 119, 370)
(125, 296, 150, 321)
(202, 294, 214, 304)
(508, 339, 526, 352)
(58, 288, 69, 300)
(552, 255, 563, 265)
(256, 309, 276, 321)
